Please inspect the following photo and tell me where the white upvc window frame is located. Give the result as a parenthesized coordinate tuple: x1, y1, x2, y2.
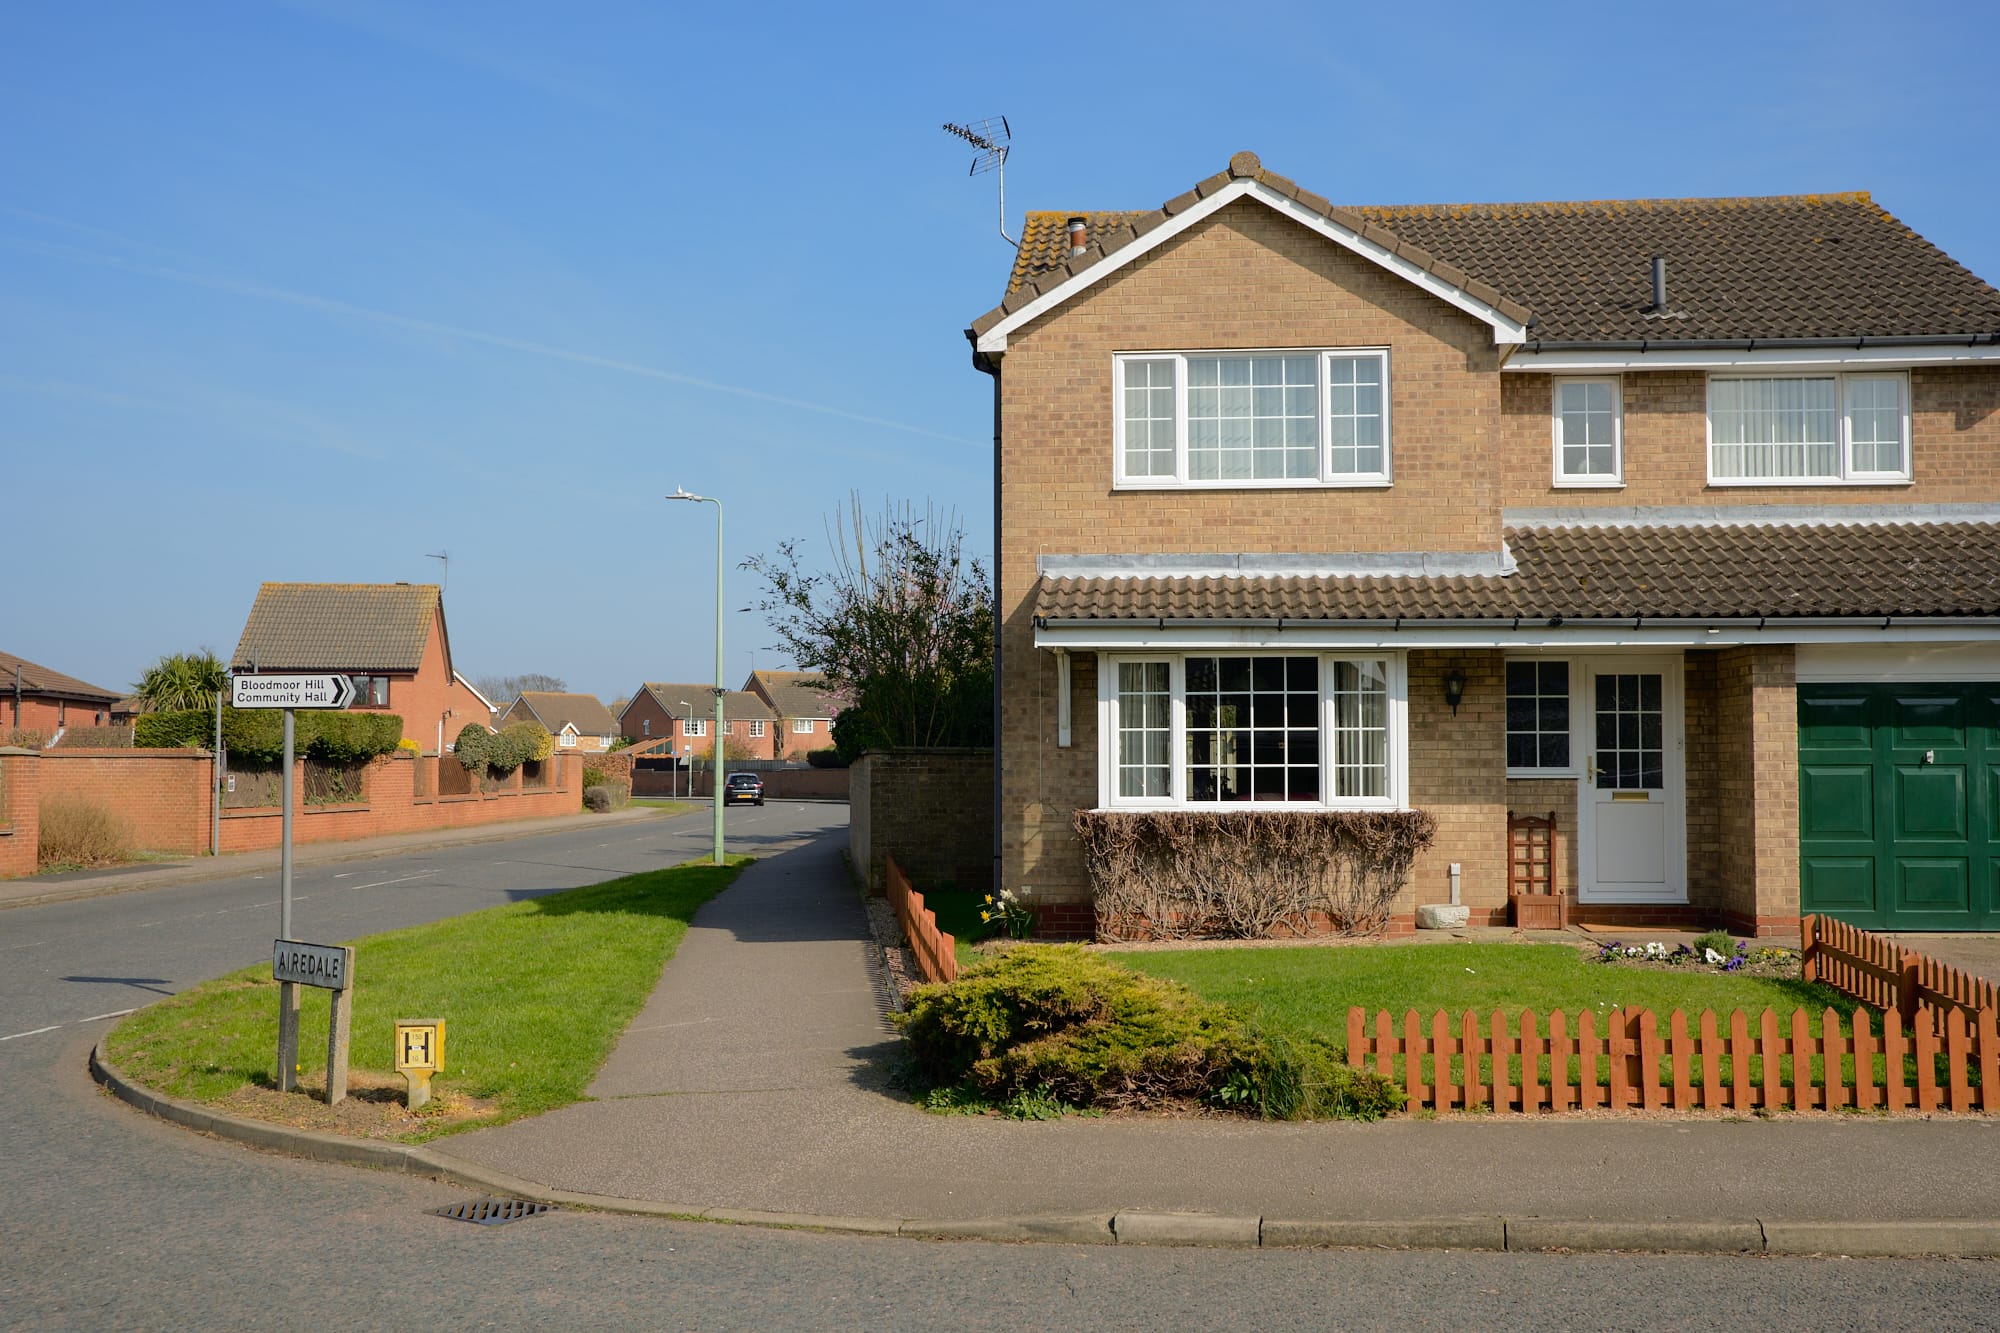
(793, 717, 815, 733)
(1503, 654, 1583, 779)
(749, 719, 765, 737)
(1113, 348, 1393, 490)
(1551, 376, 1624, 488)
(1095, 651, 1408, 811)
(683, 719, 707, 737)
(1705, 370, 1912, 486)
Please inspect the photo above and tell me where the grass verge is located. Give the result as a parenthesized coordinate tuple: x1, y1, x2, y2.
(105, 857, 747, 1141)
(1117, 940, 1858, 1055)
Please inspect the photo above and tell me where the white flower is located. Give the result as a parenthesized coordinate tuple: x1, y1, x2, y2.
(1704, 947, 1726, 965)
(1644, 942, 1667, 958)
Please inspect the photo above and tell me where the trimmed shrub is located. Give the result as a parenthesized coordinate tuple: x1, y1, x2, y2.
(222, 708, 403, 764)
(805, 748, 847, 769)
(582, 784, 625, 813)
(52, 726, 134, 749)
(481, 721, 550, 775)
(895, 945, 1399, 1121)
(136, 709, 213, 749)
(453, 722, 493, 770)
(37, 794, 132, 870)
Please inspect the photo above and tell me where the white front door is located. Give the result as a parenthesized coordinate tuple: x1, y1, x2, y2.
(1576, 657, 1687, 903)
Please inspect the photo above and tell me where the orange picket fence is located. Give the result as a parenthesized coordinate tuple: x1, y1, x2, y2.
(1802, 913, 1999, 1031)
(886, 855, 958, 984)
(1345, 1003, 1997, 1115)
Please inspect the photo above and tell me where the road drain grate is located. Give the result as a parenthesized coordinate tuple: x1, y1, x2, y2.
(429, 1197, 556, 1227)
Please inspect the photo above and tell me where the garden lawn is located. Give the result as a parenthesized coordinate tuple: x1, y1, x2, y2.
(105, 857, 747, 1141)
(914, 888, 990, 969)
(1117, 941, 1860, 1056)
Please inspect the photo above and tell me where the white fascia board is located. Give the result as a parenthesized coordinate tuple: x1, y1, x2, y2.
(1035, 622, 2000, 652)
(1505, 344, 2000, 373)
(975, 180, 1528, 355)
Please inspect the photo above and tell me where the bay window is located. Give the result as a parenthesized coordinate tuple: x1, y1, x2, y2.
(1101, 652, 1405, 809)
(1707, 372, 1909, 483)
(1115, 349, 1391, 487)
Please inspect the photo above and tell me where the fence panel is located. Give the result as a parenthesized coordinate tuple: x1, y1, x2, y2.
(1347, 1003, 1993, 1115)
(1803, 914, 1998, 1031)
(886, 855, 957, 985)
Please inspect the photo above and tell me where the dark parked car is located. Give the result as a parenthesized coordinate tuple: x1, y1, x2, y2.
(724, 772, 765, 806)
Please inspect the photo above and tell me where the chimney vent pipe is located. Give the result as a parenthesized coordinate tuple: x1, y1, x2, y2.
(1651, 255, 1668, 312)
(1067, 216, 1088, 259)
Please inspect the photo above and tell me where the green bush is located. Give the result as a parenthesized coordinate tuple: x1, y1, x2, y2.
(479, 721, 549, 774)
(894, 945, 1399, 1121)
(220, 708, 403, 764)
(453, 723, 493, 771)
(1692, 930, 1737, 959)
(805, 747, 847, 769)
(136, 709, 213, 749)
(582, 784, 625, 813)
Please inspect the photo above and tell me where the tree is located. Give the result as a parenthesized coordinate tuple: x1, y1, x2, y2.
(133, 650, 228, 713)
(472, 672, 567, 703)
(743, 495, 993, 758)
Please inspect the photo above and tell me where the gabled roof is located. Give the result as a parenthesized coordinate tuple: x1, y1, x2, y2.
(232, 583, 442, 673)
(744, 669, 843, 719)
(0, 651, 120, 704)
(977, 152, 2000, 352)
(511, 692, 619, 736)
(630, 682, 775, 722)
(1034, 521, 2000, 625)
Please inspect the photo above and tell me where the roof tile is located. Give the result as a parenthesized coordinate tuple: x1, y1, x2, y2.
(232, 583, 440, 672)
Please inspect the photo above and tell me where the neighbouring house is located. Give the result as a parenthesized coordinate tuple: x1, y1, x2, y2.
(1, 650, 122, 741)
(743, 669, 844, 759)
(968, 151, 2000, 938)
(619, 682, 777, 760)
(501, 691, 619, 752)
(232, 582, 492, 753)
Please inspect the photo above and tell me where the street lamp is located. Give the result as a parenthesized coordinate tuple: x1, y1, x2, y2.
(668, 487, 726, 865)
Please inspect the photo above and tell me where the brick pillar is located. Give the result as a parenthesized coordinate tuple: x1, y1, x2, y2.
(0, 747, 41, 878)
(1715, 645, 1797, 935)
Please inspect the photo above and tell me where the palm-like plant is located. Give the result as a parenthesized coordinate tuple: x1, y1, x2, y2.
(134, 650, 228, 713)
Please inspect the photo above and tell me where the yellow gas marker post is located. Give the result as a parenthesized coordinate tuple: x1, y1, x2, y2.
(394, 1019, 446, 1109)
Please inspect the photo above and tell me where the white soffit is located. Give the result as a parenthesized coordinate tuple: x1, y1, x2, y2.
(1505, 344, 2000, 372)
(975, 180, 1530, 355)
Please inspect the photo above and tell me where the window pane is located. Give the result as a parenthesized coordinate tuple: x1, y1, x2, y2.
(1846, 376, 1905, 474)
(1507, 658, 1570, 769)
(1121, 359, 1178, 477)
(1332, 658, 1388, 798)
(1117, 660, 1172, 798)
(1186, 355, 1317, 481)
(1711, 376, 1839, 479)
(1327, 355, 1387, 476)
(1183, 654, 1318, 803)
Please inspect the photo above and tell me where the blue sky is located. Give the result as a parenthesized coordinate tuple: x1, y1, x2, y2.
(6, 1, 1997, 704)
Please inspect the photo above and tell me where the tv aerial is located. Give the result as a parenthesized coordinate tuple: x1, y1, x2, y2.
(426, 550, 449, 592)
(943, 116, 1014, 246)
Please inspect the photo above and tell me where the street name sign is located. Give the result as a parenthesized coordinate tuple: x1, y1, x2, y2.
(233, 674, 355, 710)
(273, 939, 352, 989)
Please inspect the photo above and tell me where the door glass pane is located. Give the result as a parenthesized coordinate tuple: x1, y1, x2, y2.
(1595, 671, 1665, 790)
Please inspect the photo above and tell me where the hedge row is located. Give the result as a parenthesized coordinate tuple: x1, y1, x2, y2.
(136, 707, 405, 764)
(453, 721, 553, 774)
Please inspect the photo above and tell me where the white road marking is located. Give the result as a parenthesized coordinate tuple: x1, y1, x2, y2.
(82, 1007, 139, 1022)
(0, 1026, 61, 1042)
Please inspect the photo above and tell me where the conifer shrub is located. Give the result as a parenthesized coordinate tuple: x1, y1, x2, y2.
(895, 945, 1399, 1121)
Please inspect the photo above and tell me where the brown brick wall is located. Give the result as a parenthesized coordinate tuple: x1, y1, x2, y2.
(37, 748, 212, 853)
(1405, 651, 1510, 924)
(1712, 644, 1799, 936)
(1501, 367, 2000, 507)
(850, 749, 993, 897)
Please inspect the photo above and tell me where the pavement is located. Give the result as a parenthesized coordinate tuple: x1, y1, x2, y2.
(91, 823, 2000, 1257)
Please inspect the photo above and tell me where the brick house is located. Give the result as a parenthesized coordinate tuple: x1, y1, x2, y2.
(969, 151, 2000, 938)
(231, 583, 493, 753)
(743, 669, 845, 759)
(1, 650, 121, 740)
(501, 691, 619, 752)
(619, 682, 777, 760)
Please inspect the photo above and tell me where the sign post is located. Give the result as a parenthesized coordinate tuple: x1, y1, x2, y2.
(273, 940, 355, 1102)
(235, 672, 356, 1100)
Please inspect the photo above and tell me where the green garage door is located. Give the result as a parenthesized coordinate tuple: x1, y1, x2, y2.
(1800, 683, 2000, 930)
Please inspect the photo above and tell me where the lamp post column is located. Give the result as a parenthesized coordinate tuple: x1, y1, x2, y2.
(669, 488, 726, 866)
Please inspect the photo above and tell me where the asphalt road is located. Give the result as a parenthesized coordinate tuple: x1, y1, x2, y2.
(4, 805, 1997, 1329)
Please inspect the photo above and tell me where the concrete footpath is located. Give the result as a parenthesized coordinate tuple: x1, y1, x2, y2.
(3, 805, 676, 911)
(94, 826, 2000, 1255)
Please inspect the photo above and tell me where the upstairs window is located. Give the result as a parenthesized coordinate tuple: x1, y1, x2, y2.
(684, 719, 706, 737)
(794, 718, 815, 733)
(1115, 349, 1391, 488)
(1708, 373, 1909, 484)
(349, 675, 390, 707)
(749, 720, 766, 737)
(1553, 378, 1623, 486)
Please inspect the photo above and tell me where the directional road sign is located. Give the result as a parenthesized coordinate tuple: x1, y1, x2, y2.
(232, 673, 356, 710)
